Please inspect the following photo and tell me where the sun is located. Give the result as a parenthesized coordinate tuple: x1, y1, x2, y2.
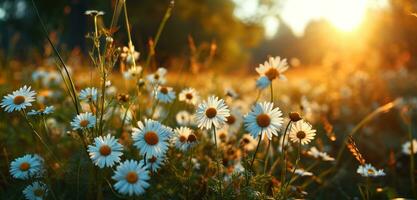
(324, 0, 368, 32)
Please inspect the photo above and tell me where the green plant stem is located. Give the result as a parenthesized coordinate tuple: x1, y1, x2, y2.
(270, 81, 274, 102)
(212, 127, 223, 199)
(250, 133, 263, 171)
(279, 122, 292, 186)
(263, 139, 271, 174)
(282, 141, 301, 198)
(407, 123, 416, 198)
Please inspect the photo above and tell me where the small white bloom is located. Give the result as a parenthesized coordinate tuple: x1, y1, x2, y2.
(294, 168, 313, 176)
(195, 96, 230, 130)
(357, 164, 385, 177)
(147, 68, 167, 85)
(70, 112, 96, 130)
(79, 87, 98, 102)
(402, 139, 417, 155)
(112, 160, 150, 196)
(28, 106, 55, 116)
(172, 127, 197, 152)
(176, 110, 191, 126)
(88, 134, 124, 168)
(23, 181, 48, 200)
(244, 102, 283, 140)
(123, 66, 143, 80)
(1, 85, 36, 112)
(132, 119, 172, 159)
(154, 86, 176, 103)
(179, 88, 200, 105)
(139, 155, 166, 172)
(256, 56, 289, 81)
(288, 120, 316, 145)
(307, 146, 334, 161)
(10, 154, 43, 180)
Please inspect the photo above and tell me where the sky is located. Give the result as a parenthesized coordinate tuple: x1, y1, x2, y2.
(233, 0, 389, 38)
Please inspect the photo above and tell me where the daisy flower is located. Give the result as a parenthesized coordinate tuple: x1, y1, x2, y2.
(195, 96, 230, 130)
(244, 102, 283, 140)
(10, 154, 43, 180)
(123, 66, 143, 80)
(357, 164, 386, 177)
(154, 86, 176, 103)
(112, 160, 150, 196)
(288, 120, 316, 145)
(23, 181, 48, 200)
(307, 146, 334, 161)
(294, 168, 313, 176)
(132, 119, 172, 159)
(147, 68, 167, 85)
(256, 76, 271, 89)
(179, 88, 200, 105)
(1, 85, 36, 112)
(256, 56, 289, 81)
(140, 155, 166, 172)
(88, 134, 124, 168)
(224, 107, 243, 133)
(28, 106, 55, 116)
(79, 87, 98, 102)
(70, 112, 96, 130)
(176, 110, 191, 126)
(402, 139, 417, 155)
(172, 127, 197, 151)
(239, 134, 258, 151)
(85, 10, 105, 16)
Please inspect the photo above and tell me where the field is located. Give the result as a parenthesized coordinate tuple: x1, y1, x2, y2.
(0, 0, 417, 200)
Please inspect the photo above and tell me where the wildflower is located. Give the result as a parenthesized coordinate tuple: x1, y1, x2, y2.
(289, 112, 302, 122)
(43, 71, 62, 86)
(224, 107, 243, 133)
(179, 88, 199, 105)
(88, 134, 124, 168)
(294, 168, 313, 176)
(239, 134, 257, 151)
(79, 87, 98, 102)
(32, 70, 48, 82)
(172, 127, 196, 151)
(307, 146, 334, 161)
(176, 110, 191, 126)
(70, 112, 96, 130)
(132, 119, 172, 159)
(195, 96, 230, 130)
(402, 139, 417, 155)
(256, 56, 289, 81)
(1, 85, 36, 112)
(112, 160, 150, 196)
(23, 181, 48, 200)
(28, 106, 55, 116)
(256, 76, 271, 89)
(244, 102, 283, 140)
(140, 155, 166, 172)
(147, 68, 167, 85)
(123, 66, 143, 80)
(288, 120, 316, 145)
(357, 164, 385, 177)
(85, 10, 105, 16)
(155, 86, 176, 103)
(10, 154, 43, 180)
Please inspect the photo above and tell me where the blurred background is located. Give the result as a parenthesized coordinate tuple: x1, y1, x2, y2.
(0, 0, 416, 72)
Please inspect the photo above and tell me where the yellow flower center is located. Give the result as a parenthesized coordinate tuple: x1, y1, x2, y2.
(296, 131, 306, 140)
(160, 87, 168, 94)
(265, 68, 279, 81)
(125, 171, 138, 184)
(205, 107, 217, 118)
(185, 93, 193, 100)
(256, 114, 271, 128)
(226, 115, 236, 125)
(13, 95, 25, 105)
(144, 131, 159, 145)
(99, 145, 112, 156)
(187, 134, 197, 143)
(179, 135, 187, 143)
(19, 162, 30, 171)
(79, 120, 90, 128)
(34, 189, 44, 197)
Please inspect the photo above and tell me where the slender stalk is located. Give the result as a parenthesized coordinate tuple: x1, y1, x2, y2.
(263, 139, 271, 174)
(98, 73, 107, 135)
(187, 148, 194, 200)
(279, 122, 292, 187)
(365, 177, 370, 200)
(123, 1, 137, 68)
(282, 141, 301, 198)
(407, 123, 416, 198)
(212, 127, 223, 199)
(250, 133, 263, 170)
(270, 81, 274, 102)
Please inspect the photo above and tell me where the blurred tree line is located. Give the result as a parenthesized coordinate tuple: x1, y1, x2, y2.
(1, 0, 417, 71)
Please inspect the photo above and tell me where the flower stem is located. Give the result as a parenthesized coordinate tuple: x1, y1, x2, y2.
(279, 122, 292, 187)
(212, 127, 223, 198)
(270, 81, 274, 102)
(250, 133, 263, 171)
(263, 139, 271, 174)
